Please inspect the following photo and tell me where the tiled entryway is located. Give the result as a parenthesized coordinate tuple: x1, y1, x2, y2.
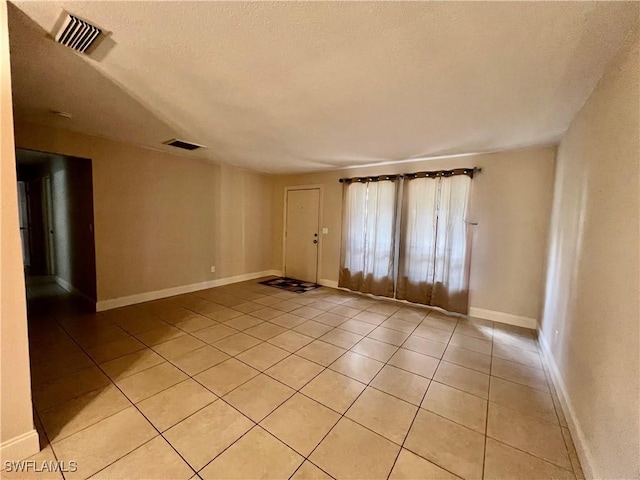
(5, 278, 584, 479)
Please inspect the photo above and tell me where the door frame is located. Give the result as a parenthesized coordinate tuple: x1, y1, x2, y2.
(282, 185, 323, 284)
(17, 180, 31, 269)
(16, 147, 98, 308)
(41, 175, 55, 275)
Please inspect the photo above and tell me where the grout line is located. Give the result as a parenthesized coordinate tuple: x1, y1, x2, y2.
(61, 313, 289, 476)
(88, 435, 173, 478)
(47, 302, 298, 474)
(482, 433, 577, 474)
(540, 357, 579, 476)
(285, 314, 428, 476)
(190, 295, 430, 475)
(32, 408, 68, 480)
(175, 292, 560, 472)
(112, 292, 365, 474)
(481, 321, 495, 479)
(43, 314, 202, 478)
(384, 313, 463, 480)
(288, 457, 335, 480)
(194, 340, 380, 473)
(29, 280, 566, 480)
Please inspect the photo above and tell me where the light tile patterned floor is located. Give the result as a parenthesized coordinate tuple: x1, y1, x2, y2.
(4, 277, 585, 479)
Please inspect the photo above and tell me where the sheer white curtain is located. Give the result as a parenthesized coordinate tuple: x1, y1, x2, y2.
(396, 177, 439, 304)
(396, 174, 471, 313)
(339, 179, 398, 297)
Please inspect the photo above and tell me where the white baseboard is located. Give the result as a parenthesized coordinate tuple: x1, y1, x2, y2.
(0, 429, 40, 463)
(317, 278, 339, 288)
(96, 270, 282, 311)
(54, 276, 96, 307)
(468, 307, 537, 329)
(538, 332, 594, 479)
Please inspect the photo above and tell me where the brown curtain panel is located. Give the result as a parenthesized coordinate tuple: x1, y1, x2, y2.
(396, 174, 472, 314)
(338, 179, 398, 297)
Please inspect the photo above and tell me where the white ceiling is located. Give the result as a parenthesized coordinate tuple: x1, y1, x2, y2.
(8, 1, 639, 174)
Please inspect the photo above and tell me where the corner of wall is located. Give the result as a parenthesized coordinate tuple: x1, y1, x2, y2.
(537, 333, 594, 478)
(1, 0, 39, 462)
(538, 27, 639, 479)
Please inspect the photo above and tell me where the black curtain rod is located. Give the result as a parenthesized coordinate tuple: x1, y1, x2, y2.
(339, 167, 481, 184)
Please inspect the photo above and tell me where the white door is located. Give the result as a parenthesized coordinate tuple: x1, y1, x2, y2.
(285, 188, 320, 283)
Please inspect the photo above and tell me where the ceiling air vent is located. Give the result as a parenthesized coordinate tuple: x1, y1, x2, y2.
(54, 13, 102, 54)
(163, 139, 205, 151)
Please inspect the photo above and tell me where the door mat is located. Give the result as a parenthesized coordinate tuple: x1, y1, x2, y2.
(259, 277, 321, 294)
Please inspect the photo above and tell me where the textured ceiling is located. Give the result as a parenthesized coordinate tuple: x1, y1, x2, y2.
(8, 1, 639, 173)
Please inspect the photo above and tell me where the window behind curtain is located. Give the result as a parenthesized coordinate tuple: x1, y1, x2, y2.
(338, 179, 398, 297)
(395, 176, 439, 304)
(339, 173, 472, 314)
(396, 174, 471, 313)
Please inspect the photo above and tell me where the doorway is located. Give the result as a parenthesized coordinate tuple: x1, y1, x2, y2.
(16, 148, 97, 310)
(284, 187, 321, 283)
(17, 175, 56, 276)
(16, 174, 54, 276)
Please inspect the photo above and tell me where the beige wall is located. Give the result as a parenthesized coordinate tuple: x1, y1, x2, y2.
(272, 146, 556, 322)
(540, 31, 639, 479)
(0, 0, 38, 460)
(14, 121, 275, 304)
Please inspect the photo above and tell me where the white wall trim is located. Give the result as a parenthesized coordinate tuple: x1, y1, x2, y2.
(96, 270, 282, 312)
(317, 278, 339, 289)
(468, 307, 537, 329)
(538, 332, 595, 479)
(54, 276, 96, 308)
(0, 429, 40, 462)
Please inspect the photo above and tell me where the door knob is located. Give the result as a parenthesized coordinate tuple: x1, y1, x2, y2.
(313, 239, 318, 244)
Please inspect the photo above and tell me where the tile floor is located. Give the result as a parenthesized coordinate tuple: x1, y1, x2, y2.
(3, 277, 585, 479)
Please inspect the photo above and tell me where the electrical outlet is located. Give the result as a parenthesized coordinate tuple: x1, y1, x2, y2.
(210, 266, 216, 273)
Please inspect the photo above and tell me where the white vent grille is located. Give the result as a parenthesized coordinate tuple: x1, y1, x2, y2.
(55, 14, 102, 53)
